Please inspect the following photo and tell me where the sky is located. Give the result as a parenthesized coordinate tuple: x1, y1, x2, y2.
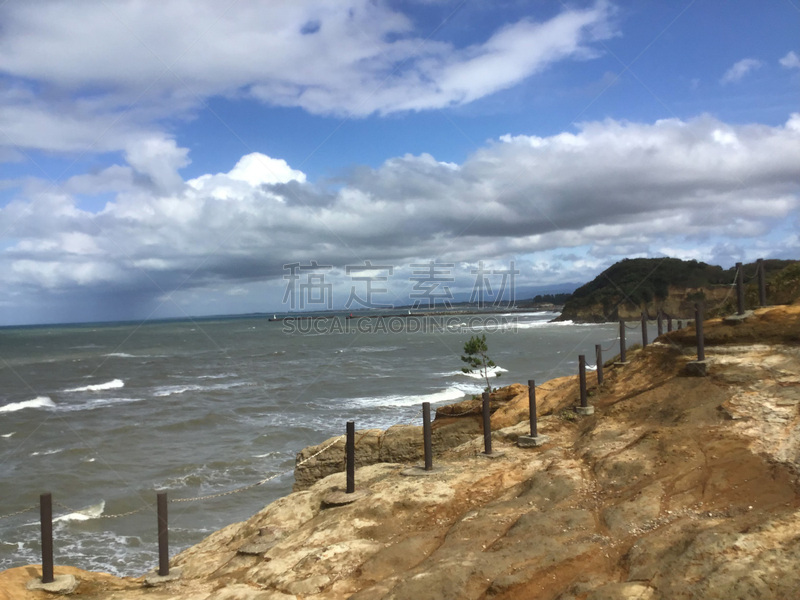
(0, 0, 798, 325)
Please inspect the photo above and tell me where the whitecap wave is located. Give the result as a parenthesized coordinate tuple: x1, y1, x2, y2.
(104, 353, 136, 358)
(65, 379, 125, 393)
(0, 396, 56, 413)
(54, 500, 105, 522)
(1, 432, 15, 438)
(347, 387, 467, 408)
(153, 381, 248, 397)
(197, 373, 237, 380)
(30, 448, 64, 456)
(460, 365, 508, 379)
(59, 397, 143, 412)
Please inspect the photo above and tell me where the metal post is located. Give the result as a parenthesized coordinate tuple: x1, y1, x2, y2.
(757, 258, 766, 307)
(619, 319, 626, 363)
(422, 402, 433, 471)
(579, 355, 588, 407)
(695, 303, 705, 362)
(736, 261, 745, 315)
(667, 314, 673, 332)
(157, 492, 169, 577)
(657, 310, 663, 337)
(641, 312, 648, 348)
(40, 493, 54, 584)
(346, 420, 355, 493)
(527, 380, 538, 438)
(482, 392, 492, 455)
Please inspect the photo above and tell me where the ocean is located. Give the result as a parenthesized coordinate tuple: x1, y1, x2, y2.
(0, 311, 655, 576)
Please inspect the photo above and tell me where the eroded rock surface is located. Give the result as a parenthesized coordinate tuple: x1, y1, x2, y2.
(3, 304, 799, 600)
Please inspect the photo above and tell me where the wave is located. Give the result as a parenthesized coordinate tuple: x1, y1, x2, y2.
(30, 448, 64, 456)
(460, 366, 508, 380)
(58, 397, 143, 413)
(197, 373, 237, 380)
(0, 396, 56, 413)
(153, 381, 249, 397)
(104, 352, 136, 358)
(347, 386, 467, 408)
(54, 500, 105, 523)
(1, 432, 15, 438)
(65, 379, 125, 393)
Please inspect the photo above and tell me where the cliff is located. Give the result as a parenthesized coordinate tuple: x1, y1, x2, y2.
(2, 302, 800, 600)
(557, 257, 798, 323)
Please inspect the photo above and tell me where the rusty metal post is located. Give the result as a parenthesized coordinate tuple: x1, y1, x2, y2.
(527, 380, 538, 438)
(619, 319, 626, 362)
(482, 392, 492, 455)
(757, 258, 766, 307)
(736, 262, 745, 315)
(157, 492, 169, 577)
(579, 355, 588, 407)
(667, 314, 673, 332)
(641, 312, 648, 348)
(695, 304, 705, 361)
(422, 402, 433, 471)
(657, 310, 663, 337)
(346, 420, 355, 493)
(40, 493, 54, 584)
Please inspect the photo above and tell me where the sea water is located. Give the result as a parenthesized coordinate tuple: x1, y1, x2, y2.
(0, 312, 656, 576)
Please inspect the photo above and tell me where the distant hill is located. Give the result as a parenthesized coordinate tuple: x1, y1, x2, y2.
(557, 257, 798, 322)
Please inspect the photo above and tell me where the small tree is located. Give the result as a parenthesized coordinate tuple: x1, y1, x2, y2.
(461, 334, 500, 392)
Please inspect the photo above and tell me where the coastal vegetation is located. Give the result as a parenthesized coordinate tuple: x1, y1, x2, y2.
(558, 257, 798, 322)
(460, 334, 500, 392)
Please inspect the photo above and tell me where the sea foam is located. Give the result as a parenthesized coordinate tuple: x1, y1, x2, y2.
(0, 396, 56, 413)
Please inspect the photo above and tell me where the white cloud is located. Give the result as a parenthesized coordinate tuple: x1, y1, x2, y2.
(720, 58, 763, 84)
(1, 113, 799, 322)
(0, 1, 615, 155)
(779, 50, 800, 69)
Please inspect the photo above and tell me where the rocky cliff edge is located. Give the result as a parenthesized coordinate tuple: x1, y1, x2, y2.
(2, 302, 799, 600)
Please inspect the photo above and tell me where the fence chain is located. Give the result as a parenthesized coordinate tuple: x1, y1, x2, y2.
(601, 340, 617, 353)
(54, 501, 146, 520)
(0, 504, 37, 520)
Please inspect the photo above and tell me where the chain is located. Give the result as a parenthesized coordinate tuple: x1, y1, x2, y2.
(0, 505, 37, 520)
(601, 340, 617, 353)
(54, 501, 146, 520)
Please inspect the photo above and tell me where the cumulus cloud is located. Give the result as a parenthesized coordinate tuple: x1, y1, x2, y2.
(720, 58, 763, 84)
(1, 114, 799, 322)
(0, 0, 615, 156)
(779, 50, 800, 69)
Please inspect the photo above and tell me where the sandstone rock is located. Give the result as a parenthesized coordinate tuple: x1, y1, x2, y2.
(4, 303, 800, 600)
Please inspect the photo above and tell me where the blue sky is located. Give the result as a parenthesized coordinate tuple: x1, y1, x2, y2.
(0, 0, 798, 325)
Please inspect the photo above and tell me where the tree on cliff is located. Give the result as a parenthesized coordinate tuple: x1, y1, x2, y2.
(461, 334, 500, 392)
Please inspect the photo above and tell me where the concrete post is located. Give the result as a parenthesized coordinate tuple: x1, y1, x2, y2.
(757, 258, 766, 307)
(736, 262, 745, 315)
(482, 392, 492, 455)
(422, 402, 433, 471)
(641, 312, 648, 348)
(527, 380, 537, 438)
(40, 493, 54, 584)
(346, 420, 355, 493)
(595, 344, 603, 386)
(695, 303, 705, 361)
(157, 492, 169, 577)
